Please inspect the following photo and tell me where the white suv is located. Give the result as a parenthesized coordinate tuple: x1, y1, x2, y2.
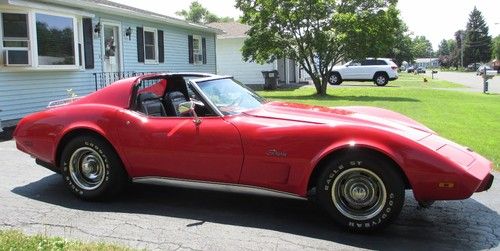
(328, 58, 398, 86)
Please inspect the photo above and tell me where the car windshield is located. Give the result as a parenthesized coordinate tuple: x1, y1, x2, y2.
(195, 78, 266, 115)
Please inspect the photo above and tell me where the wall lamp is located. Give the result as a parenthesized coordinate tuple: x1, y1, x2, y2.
(94, 22, 101, 35)
(125, 27, 132, 40)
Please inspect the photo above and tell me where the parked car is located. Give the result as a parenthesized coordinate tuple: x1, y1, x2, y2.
(328, 58, 398, 86)
(406, 66, 415, 73)
(467, 62, 482, 71)
(476, 65, 492, 75)
(416, 67, 426, 74)
(13, 73, 494, 232)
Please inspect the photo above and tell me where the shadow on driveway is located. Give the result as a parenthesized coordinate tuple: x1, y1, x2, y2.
(12, 174, 499, 250)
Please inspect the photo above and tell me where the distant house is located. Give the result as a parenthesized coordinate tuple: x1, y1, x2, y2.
(415, 58, 440, 68)
(0, 0, 221, 127)
(207, 22, 300, 86)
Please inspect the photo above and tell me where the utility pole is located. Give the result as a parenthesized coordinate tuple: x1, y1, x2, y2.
(460, 32, 464, 68)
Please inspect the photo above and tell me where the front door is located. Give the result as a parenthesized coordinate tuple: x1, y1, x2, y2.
(115, 112, 244, 183)
(102, 24, 120, 72)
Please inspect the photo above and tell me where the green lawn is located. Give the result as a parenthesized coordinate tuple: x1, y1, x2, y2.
(0, 230, 130, 251)
(257, 73, 500, 169)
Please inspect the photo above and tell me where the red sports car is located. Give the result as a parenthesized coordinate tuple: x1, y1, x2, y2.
(14, 73, 494, 231)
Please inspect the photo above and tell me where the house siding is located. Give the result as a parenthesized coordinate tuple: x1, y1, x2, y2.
(216, 38, 273, 86)
(0, 7, 216, 122)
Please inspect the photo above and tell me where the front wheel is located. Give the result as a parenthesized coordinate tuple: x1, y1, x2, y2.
(316, 152, 405, 232)
(60, 135, 128, 200)
(328, 72, 342, 85)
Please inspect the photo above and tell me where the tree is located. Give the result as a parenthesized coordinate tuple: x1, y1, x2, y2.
(437, 39, 457, 67)
(412, 36, 433, 58)
(492, 35, 500, 60)
(236, 0, 400, 95)
(385, 22, 414, 66)
(463, 7, 492, 65)
(176, 1, 234, 24)
(436, 39, 450, 56)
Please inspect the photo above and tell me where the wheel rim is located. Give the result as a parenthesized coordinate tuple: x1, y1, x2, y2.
(69, 147, 106, 190)
(331, 168, 387, 221)
(329, 75, 337, 83)
(376, 76, 386, 85)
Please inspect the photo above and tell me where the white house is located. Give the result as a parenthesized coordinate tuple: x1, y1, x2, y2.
(207, 22, 300, 86)
(415, 58, 440, 68)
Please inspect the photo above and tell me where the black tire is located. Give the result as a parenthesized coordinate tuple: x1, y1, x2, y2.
(328, 72, 342, 85)
(60, 135, 128, 200)
(373, 73, 389, 86)
(316, 151, 405, 232)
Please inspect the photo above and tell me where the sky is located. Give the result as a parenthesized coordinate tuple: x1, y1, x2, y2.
(111, 0, 500, 50)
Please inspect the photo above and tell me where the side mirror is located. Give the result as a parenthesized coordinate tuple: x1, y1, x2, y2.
(178, 101, 202, 125)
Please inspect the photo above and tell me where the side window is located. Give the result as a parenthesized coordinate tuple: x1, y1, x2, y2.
(361, 60, 371, 66)
(376, 60, 388, 65)
(349, 60, 361, 66)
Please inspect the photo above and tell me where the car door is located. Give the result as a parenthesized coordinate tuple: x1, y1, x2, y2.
(115, 110, 244, 183)
(342, 60, 363, 80)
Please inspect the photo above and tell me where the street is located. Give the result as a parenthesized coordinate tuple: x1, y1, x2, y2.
(0, 139, 499, 250)
(429, 71, 500, 93)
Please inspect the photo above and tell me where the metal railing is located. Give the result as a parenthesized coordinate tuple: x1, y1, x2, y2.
(93, 71, 163, 90)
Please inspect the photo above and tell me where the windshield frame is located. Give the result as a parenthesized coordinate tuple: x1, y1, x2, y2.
(189, 76, 266, 116)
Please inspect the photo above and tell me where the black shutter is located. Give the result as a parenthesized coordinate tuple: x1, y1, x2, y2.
(82, 18, 94, 69)
(188, 35, 194, 64)
(158, 30, 164, 63)
(137, 27, 144, 63)
(202, 37, 207, 64)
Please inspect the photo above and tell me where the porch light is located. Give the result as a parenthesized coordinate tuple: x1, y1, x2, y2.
(125, 27, 132, 40)
(94, 22, 101, 35)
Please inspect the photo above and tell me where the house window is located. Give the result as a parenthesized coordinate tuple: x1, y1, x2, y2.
(143, 27, 157, 63)
(192, 35, 203, 64)
(35, 13, 75, 66)
(2, 13, 30, 65)
(1, 11, 81, 69)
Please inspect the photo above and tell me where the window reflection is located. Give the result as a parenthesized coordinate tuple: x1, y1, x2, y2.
(36, 13, 75, 65)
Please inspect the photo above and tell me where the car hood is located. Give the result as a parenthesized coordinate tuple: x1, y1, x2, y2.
(243, 102, 434, 139)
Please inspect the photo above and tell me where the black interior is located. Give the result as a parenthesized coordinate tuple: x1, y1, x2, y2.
(134, 75, 215, 118)
(164, 91, 188, 116)
(136, 92, 166, 117)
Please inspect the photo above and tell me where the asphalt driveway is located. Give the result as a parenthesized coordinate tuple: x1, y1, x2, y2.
(0, 139, 499, 250)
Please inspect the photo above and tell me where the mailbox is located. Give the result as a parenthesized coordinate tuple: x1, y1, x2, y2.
(481, 69, 496, 93)
(484, 70, 497, 80)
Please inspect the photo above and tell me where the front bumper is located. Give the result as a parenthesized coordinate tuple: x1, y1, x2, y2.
(476, 173, 494, 192)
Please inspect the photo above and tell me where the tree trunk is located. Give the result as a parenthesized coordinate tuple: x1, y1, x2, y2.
(312, 77, 324, 95)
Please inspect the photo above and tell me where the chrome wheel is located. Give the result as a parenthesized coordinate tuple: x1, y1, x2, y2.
(69, 147, 106, 190)
(376, 75, 386, 85)
(329, 74, 338, 84)
(331, 168, 386, 221)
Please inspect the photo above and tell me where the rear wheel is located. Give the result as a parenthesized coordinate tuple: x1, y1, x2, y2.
(328, 72, 342, 85)
(60, 135, 128, 200)
(374, 73, 389, 86)
(317, 152, 405, 232)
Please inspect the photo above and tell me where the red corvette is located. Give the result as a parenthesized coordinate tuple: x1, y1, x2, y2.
(14, 73, 493, 231)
